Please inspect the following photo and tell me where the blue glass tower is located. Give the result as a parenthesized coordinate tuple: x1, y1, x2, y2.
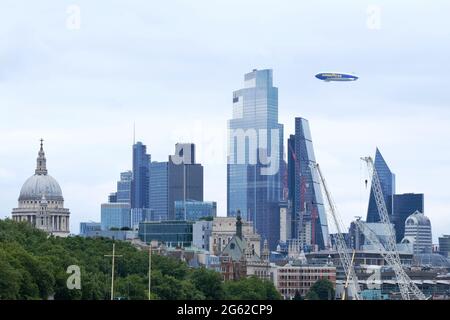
(288, 117, 329, 249)
(149, 161, 169, 221)
(101, 203, 131, 230)
(131, 142, 150, 209)
(366, 148, 396, 222)
(227, 69, 283, 250)
(117, 171, 132, 203)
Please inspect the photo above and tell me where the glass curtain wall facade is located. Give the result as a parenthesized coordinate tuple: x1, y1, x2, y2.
(131, 142, 150, 209)
(366, 148, 396, 223)
(288, 117, 329, 249)
(149, 161, 169, 221)
(174, 200, 217, 221)
(168, 144, 203, 220)
(392, 193, 424, 243)
(117, 171, 132, 203)
(101, 203, 131, 230)
(227, 69, 283, 250)
(138, 220, 193, 247)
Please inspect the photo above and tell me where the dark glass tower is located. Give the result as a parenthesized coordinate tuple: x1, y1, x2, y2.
(365, 148, 425, 243)
(227, 69, 283, 250)
(131, 142, 150, 209)
(366, 148, 396, 222)
(287, 117, 329, 249)
(392, 193, 424, 242)
(168, 143, 203, 220)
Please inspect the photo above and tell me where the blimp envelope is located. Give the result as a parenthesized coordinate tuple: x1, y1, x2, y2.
(315, 72, 358, 81)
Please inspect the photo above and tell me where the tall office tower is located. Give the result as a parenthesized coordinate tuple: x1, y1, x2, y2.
(149, 161, 169, 221)
(401, 211, 432, 254)
(117, 171, 132, 203)
(439, 235, 450, 257)
(365, 148, 425, 243)
(108, 192, 117, 203)
(392, 193, 424, 243)
(287, 117, 329, 250)
(366, 148, 396, 222)
(131, 141, 150, 209)
(168, 143, 203, 220)
(227, 69, 283, 250)
(287, 135, 296, 238)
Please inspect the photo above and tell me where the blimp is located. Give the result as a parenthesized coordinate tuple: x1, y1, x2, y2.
(315, 72, 358, 82)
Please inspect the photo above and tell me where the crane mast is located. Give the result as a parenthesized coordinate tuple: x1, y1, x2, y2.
(312, 163, 361, 300)
(361, 156, 426, 300)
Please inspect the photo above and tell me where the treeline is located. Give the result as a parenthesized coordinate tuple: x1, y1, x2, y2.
(0, 219, 281, 300)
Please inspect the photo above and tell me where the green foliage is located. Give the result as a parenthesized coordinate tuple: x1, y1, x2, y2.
(305, 279, 335, 300)
(189, 267, 224, 300)
(198, 216, 214, 221)
(0, 219, 281, 300)
(223, 276, 282, 300)
(293, 290, 303, 300)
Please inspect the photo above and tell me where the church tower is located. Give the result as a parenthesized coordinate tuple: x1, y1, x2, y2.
(11, 139, 71, 237)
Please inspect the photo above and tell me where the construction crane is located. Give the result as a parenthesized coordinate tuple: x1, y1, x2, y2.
(342, 249, 357, 300)
(311, 163, 361, 300)
(360, 156, 426, 300)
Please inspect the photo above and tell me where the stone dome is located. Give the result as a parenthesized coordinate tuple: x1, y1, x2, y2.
(405, 211, 431, 226)
(18, 139, 64, 202)
(19, 174, 63, 201)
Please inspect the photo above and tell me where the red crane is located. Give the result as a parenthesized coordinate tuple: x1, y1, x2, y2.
(311, 205, 318, 248)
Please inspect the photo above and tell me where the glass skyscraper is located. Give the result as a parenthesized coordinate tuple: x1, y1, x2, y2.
(174, 200, 217, 221)
(149, 161, 169, 221)
(366, 148, 396, 222)
(101, 202, 131, 230)
(131, 141, 150, 209)
(117, 170, 132, 203)
(168, 143, 203, 220)
(287, 117, 329, 249)
(227, 69, 283, 250)
(392, 193, 424, 243)
(365, 148, 425, 244)
(146, 143, 203, 221)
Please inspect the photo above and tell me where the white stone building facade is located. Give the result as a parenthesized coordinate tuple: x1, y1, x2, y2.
(11, 140, 70, 237)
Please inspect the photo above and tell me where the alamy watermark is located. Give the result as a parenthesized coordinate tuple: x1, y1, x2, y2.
(366, 5, 381, 30)
(167, 124, 281, 176)
(366, 268, 381, 290)
(66, 265, 81, 290)
(228, 128, 280, 176)
(66, 4, 81, 30)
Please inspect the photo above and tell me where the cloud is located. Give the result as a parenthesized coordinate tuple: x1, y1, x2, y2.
(0, 1, 449, 240)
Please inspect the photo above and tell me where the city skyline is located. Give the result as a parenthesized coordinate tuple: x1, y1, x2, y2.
(1, 1, 450, 241)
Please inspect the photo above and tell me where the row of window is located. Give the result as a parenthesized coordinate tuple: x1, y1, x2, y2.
(23, 200, 60, 204)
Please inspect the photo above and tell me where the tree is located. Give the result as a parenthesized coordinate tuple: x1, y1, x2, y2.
(306, 279, 335, 300)
(223, 276, 282, 300)
(0, 219, 282, 301)
(293, 290, 303, 300)
(116, 275, 147, 300)
(305, 290, 320, 300)
(0, 254, 21, 299)
(190, 267, 224, 300)
(199, 216, 214, 221)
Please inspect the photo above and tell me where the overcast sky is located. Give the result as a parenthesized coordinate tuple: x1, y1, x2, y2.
(1, 0, 449, 240)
